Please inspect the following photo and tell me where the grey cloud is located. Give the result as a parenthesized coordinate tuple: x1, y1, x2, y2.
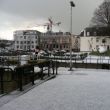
(0, 0, 104, 39)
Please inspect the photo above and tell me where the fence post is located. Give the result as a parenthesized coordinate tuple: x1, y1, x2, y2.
(41, 67, 43, 80)
(97, 59, 98, 69)
(48, 61, 50, 76)
(0, 68, 4, 94)
(52, 62, 55, 75)
(108, 59, 110, 69)
(31, 65, 35, 85)
(17, 68, 23, 91)
(85, 58, 87, 68)
(56, 61, 58, 75)
(75, 58, 76, 68)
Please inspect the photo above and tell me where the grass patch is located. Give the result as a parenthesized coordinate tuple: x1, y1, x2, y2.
(90, 50, 110, 56)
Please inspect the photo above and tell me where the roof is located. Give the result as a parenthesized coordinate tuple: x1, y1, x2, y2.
(80, 27, 110, 36)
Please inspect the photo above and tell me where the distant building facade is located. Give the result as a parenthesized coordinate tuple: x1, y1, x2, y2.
(14, 30, 41, 51)
(40, 32, 79, 51)
(0, 39, 14, 50)
(80, 36, 110, 51)
(80, 27, 110, 52)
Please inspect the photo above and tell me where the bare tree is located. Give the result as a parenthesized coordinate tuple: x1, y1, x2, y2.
(91, 0, 110, 27)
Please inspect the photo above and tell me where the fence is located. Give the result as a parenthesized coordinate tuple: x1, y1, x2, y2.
(0, 54, 110, 94)
(0, 60, 58, 94)
(40, 55, 110, 69)
(0, 54, 110, 69)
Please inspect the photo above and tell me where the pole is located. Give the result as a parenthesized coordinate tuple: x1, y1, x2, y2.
(69, 1, 75, 71)
(69, 5, 73, 71)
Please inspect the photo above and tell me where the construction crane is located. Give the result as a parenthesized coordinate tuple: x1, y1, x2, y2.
(27, 17, 61, 32)
(47, 17, 61, 32)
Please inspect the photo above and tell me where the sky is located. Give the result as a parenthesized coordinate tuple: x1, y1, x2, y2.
(0, 0, 103, 40)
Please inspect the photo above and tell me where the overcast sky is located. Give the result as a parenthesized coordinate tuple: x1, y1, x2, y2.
(0, 0, 103, 40)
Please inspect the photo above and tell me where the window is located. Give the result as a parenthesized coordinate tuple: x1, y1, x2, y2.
(94, 32, 97, 36)
(27, 46, 30, 49)
(53, 44, 55, 48)
(24, 36, 26, 39)
(87, 32, 90, 36)
(17, 45, 19, 48)
(20, 41, 23, 44)
(102, 39, 106, 44)
(20, 46, 23, 49)
(24, 41, 26, 44)
(64, 45, 65, 48)
(27, 41, 30, 44)
(24, 45, 26, 49)
(96, 45, 99, 50)
(96, 38, 99, 42)
(36, 40, 38, 43)
(17, 41, 19, 44)
(56, 44, 58, 48)
(32, 45, 34, 48)
(31, 41, 34, 43)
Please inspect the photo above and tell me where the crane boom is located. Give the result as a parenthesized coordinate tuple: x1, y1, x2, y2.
(27, 17, 61, 32)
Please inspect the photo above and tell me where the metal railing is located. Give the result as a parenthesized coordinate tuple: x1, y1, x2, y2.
(39, 55, 110, 69)
(0, 60, 58, 94)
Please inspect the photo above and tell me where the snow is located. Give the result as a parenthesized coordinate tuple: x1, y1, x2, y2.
(0, 68, 110, 110)
(98, 46, 107, 53)
(52, 55, 110, 64)
(83, 55, 110, 64)
(42, 55, 110, 64)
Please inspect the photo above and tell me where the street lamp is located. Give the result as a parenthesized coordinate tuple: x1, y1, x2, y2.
(69, 1, 75, 71)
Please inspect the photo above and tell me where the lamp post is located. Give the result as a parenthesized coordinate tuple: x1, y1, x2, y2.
(69, 1, 75, 71)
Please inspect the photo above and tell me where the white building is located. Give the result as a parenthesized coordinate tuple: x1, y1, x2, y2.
(80, 36, 110, 52)
(14, 30, 41, 51)
(80, 27, 110, 52)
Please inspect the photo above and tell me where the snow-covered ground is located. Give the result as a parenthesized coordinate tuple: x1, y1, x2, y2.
(52, 55, 110, 64)
(0, 68, 110, 110)
(83, 55, 110, 64)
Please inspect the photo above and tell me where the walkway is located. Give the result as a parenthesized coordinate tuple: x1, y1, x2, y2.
(0, 68, 110, 110)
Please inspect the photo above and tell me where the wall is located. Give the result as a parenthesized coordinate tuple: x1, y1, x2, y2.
(80, 36, 110, 52)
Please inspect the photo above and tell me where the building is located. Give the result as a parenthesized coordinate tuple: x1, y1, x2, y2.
(80, 27, 110, 52)
(0, 39, 14, 51)
(80, 27, 110, 37)
(80, 36, 110, 51)
(14, 30, 41, 51)
(40, 32, 79, 52)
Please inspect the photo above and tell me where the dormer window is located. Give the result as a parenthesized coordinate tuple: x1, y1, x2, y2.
(87, 32, 90, 36)
(94, 32, 97, 36)
(102, 39, 106, 44)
